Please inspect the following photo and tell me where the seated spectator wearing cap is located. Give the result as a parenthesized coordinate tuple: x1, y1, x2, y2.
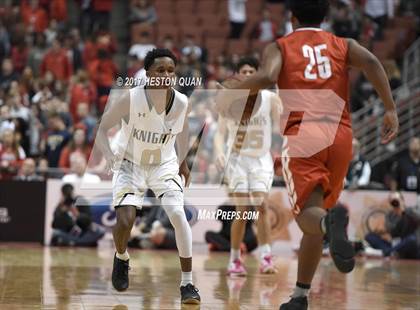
(51, 183, 105, 247)
(14, 157, 43, 181)
(205, 204, 257, 253)
(365, 192, 420, 259)
(61, 153, 101, 184)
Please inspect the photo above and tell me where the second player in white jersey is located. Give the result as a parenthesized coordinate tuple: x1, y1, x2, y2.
(213, 57, 281, 277)
(217, 89, 280, 193)
(226, 89, 273, 158)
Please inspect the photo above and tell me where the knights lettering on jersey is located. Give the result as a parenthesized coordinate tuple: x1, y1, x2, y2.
(114, 86, 188, 165)
(226, 90, 273, 158)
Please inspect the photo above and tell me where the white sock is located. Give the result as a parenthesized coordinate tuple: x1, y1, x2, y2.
(116, 250, 129, 261)
(291, 283, 310, 298)
(230, 248, 241, 262)
(259, 244, 271, 260)
(180, 271, 193, 287)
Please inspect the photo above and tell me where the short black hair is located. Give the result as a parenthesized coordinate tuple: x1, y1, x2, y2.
(290, 0, 330, 25)
(61, 183, 74, 196)
(144, 48, 177, 71)
(236, 56, 259, 72)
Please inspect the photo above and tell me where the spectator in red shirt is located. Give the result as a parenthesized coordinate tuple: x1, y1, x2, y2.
(40, 38, 72, 82)
(82, 32, 116, 68)
(58, 127, 92, 170)
(69, 70, 97, 122)
(50, 0, 67, 23)
(21, 0, 49, 34)
(92, 0, 113, 31)
(11, 40, 29, 74)
(75, 102, 97, 143)
(87, 49, 117, 98)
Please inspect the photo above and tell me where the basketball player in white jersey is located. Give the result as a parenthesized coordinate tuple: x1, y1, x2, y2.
(214, 57, 281, 276)
(96, 49, 200, 304)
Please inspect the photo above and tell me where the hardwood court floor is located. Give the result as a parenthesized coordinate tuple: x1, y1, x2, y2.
(0, 244, 419, 310)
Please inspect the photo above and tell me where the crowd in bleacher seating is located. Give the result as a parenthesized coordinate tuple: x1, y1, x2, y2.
(0, 0, 418, 189)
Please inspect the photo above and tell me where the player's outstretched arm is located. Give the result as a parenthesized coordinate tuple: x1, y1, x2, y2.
(270, 91, 282, 134)
(228, 42, 283, 95)
(347, 38, 399, 144)
(96, 90, 130, 168)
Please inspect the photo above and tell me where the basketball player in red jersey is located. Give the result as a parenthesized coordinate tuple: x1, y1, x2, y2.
(221, 1, 399, 309)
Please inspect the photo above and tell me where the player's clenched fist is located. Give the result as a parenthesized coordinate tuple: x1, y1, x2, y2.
(381, 109, 399, 144)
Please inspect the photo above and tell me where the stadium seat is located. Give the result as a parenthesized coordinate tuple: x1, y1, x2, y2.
(177, 14, 200, 28)
(175, 0, 196, 14)
(130, 23, 156, 44)
(200, 13, 223, 26)
(156, 24, 180, 44)
(179, 26, 204, 44)
(205, 37, 227, 60)
(373, 39, 396, 61)
(265, 3, 285, 19)
(246, 0, 264, 14)
(250, 40, 268, 53)
(157, 11, 178, 25)
(197, 1, 218, 15)
(154, 0, 173, 13)
(227, 39, 250, 56)
(242, 20, 257, 39)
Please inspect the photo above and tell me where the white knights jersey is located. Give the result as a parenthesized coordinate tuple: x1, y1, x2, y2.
(115, 86, 188, 165)
(226, 90, 273, 158)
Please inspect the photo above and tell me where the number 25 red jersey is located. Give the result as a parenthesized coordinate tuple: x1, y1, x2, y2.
(276, 28, 351, 128)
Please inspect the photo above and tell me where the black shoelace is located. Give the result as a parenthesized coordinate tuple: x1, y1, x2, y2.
(186, 284, 199, 293)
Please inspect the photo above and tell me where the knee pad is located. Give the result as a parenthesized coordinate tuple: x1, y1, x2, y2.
(161, 190, 192, 258)
(161, 190, 185, 219)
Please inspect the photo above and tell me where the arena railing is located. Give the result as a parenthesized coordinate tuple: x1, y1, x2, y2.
(352, 77, 420, 166)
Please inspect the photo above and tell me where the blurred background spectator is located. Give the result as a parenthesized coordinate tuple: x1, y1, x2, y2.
(228, 0, 247, 39)
(205, 203, 257, 252)
(51, 183, 105, 246)
(365, 192, 420, 259)
(346, 138, 371, 190)
(391, 137, 420, 192)
(14, 157, 43, 181)
(61, 153, 101, 184)
(0, 0, 417, 187)
(129, 0, 157, 26)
